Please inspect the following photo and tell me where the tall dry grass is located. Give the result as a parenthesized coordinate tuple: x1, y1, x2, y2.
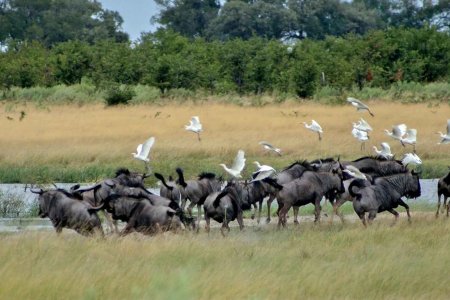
(0, 101, 449, 181)
(0, 216, 449, 299)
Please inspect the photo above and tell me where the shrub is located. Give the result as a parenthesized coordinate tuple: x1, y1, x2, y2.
(104, 84, 136, 106)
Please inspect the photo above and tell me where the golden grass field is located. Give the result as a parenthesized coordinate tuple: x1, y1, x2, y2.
(0, 101, 449, 182)
(0, 216, 449, 299)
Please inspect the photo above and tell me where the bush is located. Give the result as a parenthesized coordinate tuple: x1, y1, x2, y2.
(0, 190, 26, 218)
(104, 84, 136, 106)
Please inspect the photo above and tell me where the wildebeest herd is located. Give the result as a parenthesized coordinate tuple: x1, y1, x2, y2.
(29, 156, 450, 237)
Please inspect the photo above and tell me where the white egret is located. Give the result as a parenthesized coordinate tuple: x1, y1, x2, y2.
(346, 97, 374, 117)
(437, 119, 450, 144)
(185, 116, 203, 141)
(252, 161, 276, 182)
(385, 124, 407, 141)
(343, 165, 367, 180)
(402, 153, 422, 166)
(132, 136, 155, 173)
(220, 150, 246, 178)
(259, 141, 282, 156)
(401, 128, 417, 152)
(352, 118, 373, 132)
(352, 128, 369, 151)
(373, 142, 394, 159)
(303, 120, 323, 141)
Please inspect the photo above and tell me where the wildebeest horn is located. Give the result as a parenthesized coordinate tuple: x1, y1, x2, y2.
(30, 188, 44, 195)
(51, 183, 58, 188)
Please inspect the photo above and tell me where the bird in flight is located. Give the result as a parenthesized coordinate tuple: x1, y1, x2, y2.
(437, 119, 450, 145)
(402, 153, 422, 166)
(347, 97, 375, 117)
(259, 141, 282, 156)
(252, 161, 276, 182)
(185, 116, 203, 141)
(220, 150, 246, 179)
(352, 128, 369, 151)
(303, 120, 323, 141)
(132, 136, 155, 173)
(352, 118, 372, 132)
(373, 142, 394, 159)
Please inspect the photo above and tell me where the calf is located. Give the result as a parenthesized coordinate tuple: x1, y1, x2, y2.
(30, 188, 103, 236)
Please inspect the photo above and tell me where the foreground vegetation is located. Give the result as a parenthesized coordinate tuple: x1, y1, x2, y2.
(0, 215, 449, 299)
(0, 101, 448, 183)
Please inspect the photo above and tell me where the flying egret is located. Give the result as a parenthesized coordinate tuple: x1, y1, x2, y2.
(132, 136, 155, 173)
(401, 128, 417, 152)
(437, 119, 450, 144)
(402, 153, 422, 166)
(346, 97, 375, 117)
(373, 142, 394, 159)
(303, 120, 323, 141)
(220, 150, 246, 178)
(385, 124, 407, 141)
(259, 141, 282, 156)
(185, 116, 203, 141)
(352, 127, 369, 151)
(343, 165, 367, 180)
(252, 161, 276, 182)
(352, 118, 373, 132)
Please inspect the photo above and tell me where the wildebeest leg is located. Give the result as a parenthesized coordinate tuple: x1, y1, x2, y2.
(356, 212, 367, 227)
(397, 199, 411, 223)
(387, 208, 399, 226)
(204, 207, 210, 234)
(332, 197, 347, 224)
(446, 197, 449, 217)
(314, 197, 322, 223)
(442, 195, 448, 214)
(196, 203, 202, 233)
(266, 194, 275, 223)
(187, 202, 196, 230)
(257, 199, 263, 224)
(237, 210, 244, 231)
(251, 203, 257, 220)
(436, 193, 442, 217)
(278, 203, 291, 228)
(293, 206, 300, 225)
(367, 211, 377, 225)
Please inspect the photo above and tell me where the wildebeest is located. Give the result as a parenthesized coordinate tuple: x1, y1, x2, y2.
(176, 168, 223, 231)
(30, 188, 104, 236)
(103, 194, 183, 235)
(240, 180, 277, 224)
(436, 168, 450, 217)
(203, 181, 244, 236)
(342, 156, 408, 177)
(266, 160, 318, 223)
(265, 169, 345, 227)
(349, 171, 421, 226)
(154, 172, 185, 204)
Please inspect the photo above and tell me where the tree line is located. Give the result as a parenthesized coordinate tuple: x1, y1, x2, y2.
(1, 27, 449, 98)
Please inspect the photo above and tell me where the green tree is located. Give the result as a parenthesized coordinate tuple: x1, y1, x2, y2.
(0, 0, 128, 48)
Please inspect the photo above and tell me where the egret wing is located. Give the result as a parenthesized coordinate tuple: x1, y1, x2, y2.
(392, 124, 407, 138)
(405, 129, 417, 141)
(380, 142, 391, 153)
(311, 120, 322, 131)
(359, 118, 372, 131)
(140, 137, 155, 158)
(232, 150, 246, 172)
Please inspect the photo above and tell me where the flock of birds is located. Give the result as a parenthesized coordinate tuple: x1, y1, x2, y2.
(131, 97, 449, 180)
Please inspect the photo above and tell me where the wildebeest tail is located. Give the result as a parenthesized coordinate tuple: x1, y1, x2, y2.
(87, 203, 105, 213)
(262, 177, 283, 190)
(176, 168, 187, 188)
(213, 189, 229, 208)
(348, 179, 369, 199)
(154, 173, 174, 190)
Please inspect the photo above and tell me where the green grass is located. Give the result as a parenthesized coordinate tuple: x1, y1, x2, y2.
(0, 215, 449, 299)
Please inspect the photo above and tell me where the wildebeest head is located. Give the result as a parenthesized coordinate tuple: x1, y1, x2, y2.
(408, 170, 422, 198)
(114, 168, 148, 188)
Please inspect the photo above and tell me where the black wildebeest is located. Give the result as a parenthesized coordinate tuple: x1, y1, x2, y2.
(342, 156, 408, 177)
(265, 169, 345, 228)
(436, 167, 450, 217)
(203, 181, 244, 236)
(30, 188, 104, 236)
(103, 194, 183, 235)
(349, 171, 421, 226)
(176, 168, 223, 231)
(154, 173, 185, 204)
(266, 160, 318, 223)
(240, 180, 277, 224)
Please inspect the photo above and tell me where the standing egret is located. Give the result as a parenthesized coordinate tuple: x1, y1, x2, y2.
(220, 150, 246, 178)
(352, 128, 369, 151)
(252, 161, 276, 182)
(401, 128, 417, 152)
(346, 97, 375, 117)
(437, 119, 450, 144)
(259, 141, 282, 156)
(185, 116, 203, 141)
(132, 136, 155, 173)
(353, 118, 373, 132)
(385, 124, 407, 142)
(303, 120, 323, 141)
(373, 142, 394, 159)
(402, 153, 422, 166)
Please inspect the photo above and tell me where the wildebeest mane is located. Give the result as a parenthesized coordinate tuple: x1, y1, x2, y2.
(55, 188, 84, 200)
(198, 172, 216, 180)
(310, 157, 336, 164)
(282, 160, 314, 172)
(115, 168, 130, 177)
